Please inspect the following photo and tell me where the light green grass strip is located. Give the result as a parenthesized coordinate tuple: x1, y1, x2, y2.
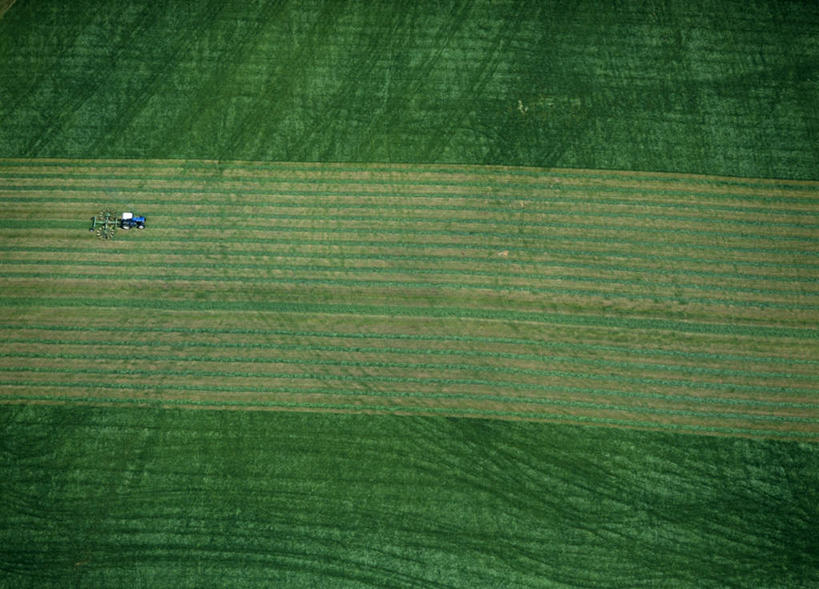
(4, 259, 814, 297)
(3, 247, 818, 285)
(5, 338, 817, 381)
(2, 298, 816, 338)
(4, 324, 817, 366)
(2, 179, 818, 208)
(4, 271, 816, 311)
(4, 242, 817, 272)
(4, 353, 817, 404)
(2, 170, 818, 204)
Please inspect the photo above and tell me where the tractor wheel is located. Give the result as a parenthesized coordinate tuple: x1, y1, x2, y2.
(137, 224, 144, 229)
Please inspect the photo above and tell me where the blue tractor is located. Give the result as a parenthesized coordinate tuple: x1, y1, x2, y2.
(119, 212, 146, 230)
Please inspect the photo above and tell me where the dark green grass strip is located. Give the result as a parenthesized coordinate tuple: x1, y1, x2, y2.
(2, 297, 817, 339)
(3, 259, 815, 298)
(4, 352, 818, 403)
(4, 323, 817, 367)
(2, 393, 814, 441)
(3, 248, 818, 285)
(2, 379, 816, 427)
(4, 272, 816, 311)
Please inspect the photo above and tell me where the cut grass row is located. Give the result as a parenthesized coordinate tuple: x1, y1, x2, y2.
(2, 159, 817, 439)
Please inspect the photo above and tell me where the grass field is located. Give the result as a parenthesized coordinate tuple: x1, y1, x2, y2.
(1, 158, 817, 441)
(2, 0, 819, 587)
(1, 0, 818, 178)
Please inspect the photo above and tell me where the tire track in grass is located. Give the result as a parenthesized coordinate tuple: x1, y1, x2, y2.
(2, 158, 818, 438)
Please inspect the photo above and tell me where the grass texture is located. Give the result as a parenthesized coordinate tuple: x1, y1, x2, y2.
(1, 406, 817, 587)
(0, 0, 818, 178)
(1, 0, 819, 586)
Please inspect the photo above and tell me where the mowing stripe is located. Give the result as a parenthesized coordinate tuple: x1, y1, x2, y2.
(4, 243, 818, 272)
(4, 194, 819, 224)
(1, 157, 818, 193)
(3, 259, 815, 298)
(3, 248, 818, 285)
(4, 271, 817, 311)
(3, 158, 817, 436)
(2, 180, 819, 209)
(4, 351, 817, 400)
(3, 324, 816, 367)
(2, 169, 818, 203)
(5, 220, 817, 257)
(1, 378, 815, 425)
(2, 298, 817, 339)
(3, 338, 817, 381)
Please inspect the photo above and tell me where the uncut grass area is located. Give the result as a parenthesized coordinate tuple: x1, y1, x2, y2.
(1, 406, 817, 587)
(1, 0, 818, 178)
(1, 158, 818, 441)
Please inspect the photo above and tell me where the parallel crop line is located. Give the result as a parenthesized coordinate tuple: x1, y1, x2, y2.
(5, 272, 817, 311)
(6, 337, 819, 379)
(4, 243, 818, 272)
(5, 194, 819, 229)
(2, 298, 816, 339)
(3, 260, 814, 298)
(6, 339, 816, 381)
(2, 158, 817, 193)
(7, 221, 817, 257)
(3, 248, 818, 285)
(4, 324, 816, 367)
(5, 351, 817, 400)
(7, 193, 819, 220)
(2, 180, 818, 207)
(3, 171, 818, 204)
(6, 207, 819, 245)
(1, 392, 813, 440)
(1, 377, 815, 424)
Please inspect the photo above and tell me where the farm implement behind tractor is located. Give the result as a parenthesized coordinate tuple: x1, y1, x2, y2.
(89, 211, 146, 239)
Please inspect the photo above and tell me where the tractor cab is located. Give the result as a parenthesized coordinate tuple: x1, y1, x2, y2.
(119, 212, 146, 229)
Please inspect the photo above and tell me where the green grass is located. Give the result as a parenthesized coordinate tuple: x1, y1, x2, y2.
(1, 0, 818, 178)
(1, 405, 817, 588)
(2, 0, 819, 586)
